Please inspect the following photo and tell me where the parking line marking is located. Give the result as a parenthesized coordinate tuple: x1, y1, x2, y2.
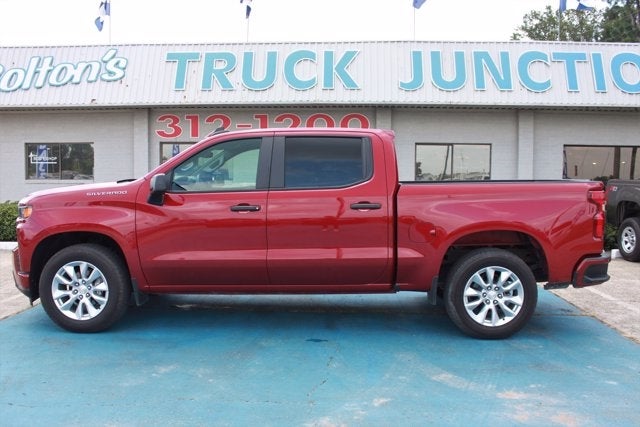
(586, 287, 640, 314)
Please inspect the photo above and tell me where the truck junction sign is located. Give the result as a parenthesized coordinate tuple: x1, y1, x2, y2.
(1, 41, 639, 108)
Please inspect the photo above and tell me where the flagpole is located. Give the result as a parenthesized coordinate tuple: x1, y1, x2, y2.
(413, 8, 416, 40)
(557, 8, 561, 41)
(109, 0, 112, 45)
(242, 0, 252, 43)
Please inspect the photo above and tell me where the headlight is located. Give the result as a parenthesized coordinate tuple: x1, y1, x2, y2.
(18, 204, 33, 220)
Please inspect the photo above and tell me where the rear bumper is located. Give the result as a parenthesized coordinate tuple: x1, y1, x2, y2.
(544, 252, 610, 290)
(12, 247, 32, 300)
(572, 252, 611, 287)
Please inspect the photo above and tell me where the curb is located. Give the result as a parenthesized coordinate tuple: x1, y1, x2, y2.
(0, 242, 17, 251)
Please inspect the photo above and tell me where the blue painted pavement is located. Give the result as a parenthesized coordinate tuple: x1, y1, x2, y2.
(1, 290, 639, 426)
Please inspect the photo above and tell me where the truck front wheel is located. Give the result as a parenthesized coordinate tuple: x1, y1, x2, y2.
(617, 217, 640, 262)
(444, 248, 538, 339)
(39, 244, 131, 332)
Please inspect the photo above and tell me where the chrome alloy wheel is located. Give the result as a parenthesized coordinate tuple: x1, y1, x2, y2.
(51, 261, 110, 320)
(620, 225, 637, 254)
(462, 266, 524, 327)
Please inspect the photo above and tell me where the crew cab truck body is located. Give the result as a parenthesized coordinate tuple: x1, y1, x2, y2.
(607, 179, 640, 262)
(13, 128, 610, 339)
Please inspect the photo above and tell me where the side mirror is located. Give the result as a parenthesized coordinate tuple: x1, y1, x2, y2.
(148, 173, 169, 206)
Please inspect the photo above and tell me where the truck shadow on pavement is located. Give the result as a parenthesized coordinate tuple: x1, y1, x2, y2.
(113, 290, 582, 339)
(120, 293, 456, 336)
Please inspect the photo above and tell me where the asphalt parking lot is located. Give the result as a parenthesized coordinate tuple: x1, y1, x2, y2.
(1, 248, 639, 426)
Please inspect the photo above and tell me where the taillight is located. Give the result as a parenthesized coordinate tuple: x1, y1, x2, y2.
(588, 190, 606, 239)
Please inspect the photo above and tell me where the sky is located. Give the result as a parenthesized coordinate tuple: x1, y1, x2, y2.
(0, 0, 598, 47)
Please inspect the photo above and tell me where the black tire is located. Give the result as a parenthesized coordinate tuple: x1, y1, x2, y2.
(617, 217, 640, 262)
(39, 244, 131, 332)
(444, 248, 538, 339)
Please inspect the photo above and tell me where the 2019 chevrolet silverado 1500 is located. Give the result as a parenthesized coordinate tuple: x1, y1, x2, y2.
(13, 128, 610, 338)
(607, 179, 640, 262)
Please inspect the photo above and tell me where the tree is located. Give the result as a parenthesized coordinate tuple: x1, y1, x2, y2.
(601, 0, 640, 42)
(512, 5, 602, 41)
(511, 1, 640, 42)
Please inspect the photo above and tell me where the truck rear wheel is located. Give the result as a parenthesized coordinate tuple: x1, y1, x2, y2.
(444, 248, 537, 339)
(39, 244, 131, 332)
(617, 217, 640, 262)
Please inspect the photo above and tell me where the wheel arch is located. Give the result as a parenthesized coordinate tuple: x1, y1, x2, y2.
(29, 232, 130, 301)
(437, 229, 548, 289)
(616, 201, 640, 224)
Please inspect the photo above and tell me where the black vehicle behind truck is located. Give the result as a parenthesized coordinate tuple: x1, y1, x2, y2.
(607, 179, 640, 262)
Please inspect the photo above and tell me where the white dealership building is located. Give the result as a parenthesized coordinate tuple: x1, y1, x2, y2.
(0, 40, 638, 202)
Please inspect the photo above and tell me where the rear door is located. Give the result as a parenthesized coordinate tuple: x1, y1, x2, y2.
(266, 133, 393, 287)
(136, 136, 271, 288)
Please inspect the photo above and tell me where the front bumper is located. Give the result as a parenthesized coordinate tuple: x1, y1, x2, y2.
(12, 247, 33, 300)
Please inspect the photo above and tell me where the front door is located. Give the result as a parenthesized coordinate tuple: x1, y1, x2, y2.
(137, 137, 270, 288)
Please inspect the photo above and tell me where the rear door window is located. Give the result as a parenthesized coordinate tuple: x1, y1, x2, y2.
(281, 137, 372, 189)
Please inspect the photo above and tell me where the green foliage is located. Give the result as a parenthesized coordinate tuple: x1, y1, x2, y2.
(601, 0, 640, 41)
(512, 7, 562, 41)
(604, 223, 618, 252)
(0, 201, 18, 242)
(512, 1, 640, 42)
(512, 5, 603, 41)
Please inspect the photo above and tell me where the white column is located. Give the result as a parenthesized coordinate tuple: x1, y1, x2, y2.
(132, 109, 150, 177)
(517, 111, 535, 180)
(375, 108, 393, 130)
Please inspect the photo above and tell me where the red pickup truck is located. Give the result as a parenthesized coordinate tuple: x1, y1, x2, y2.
(13, 128, 610, 338)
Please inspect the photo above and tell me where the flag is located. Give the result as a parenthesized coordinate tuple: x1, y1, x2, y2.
(560, 0, 595, 12)
(413, 0, 427, 9)
(95, 0, 111, 32)
(241, 0, 252, 18)
(576, 1, 595, 11)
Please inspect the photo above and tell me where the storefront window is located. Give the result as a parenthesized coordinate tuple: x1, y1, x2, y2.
(160, 142, 194, 163)
(25, 143, 94, 180)
(415, 144, 491, 181)
(563, 146, 639, 181)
